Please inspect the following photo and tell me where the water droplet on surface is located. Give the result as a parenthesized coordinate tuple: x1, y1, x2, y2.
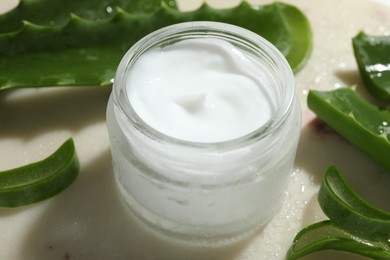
(368, 38, 381, 46)
(334, 82, 342, 88)
(378, 121, 390, 136)
(106, 6, 113, 13)
(314, 75, 321, 83)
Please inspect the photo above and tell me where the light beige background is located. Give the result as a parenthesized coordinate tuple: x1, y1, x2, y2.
(0, 0, 390, 259)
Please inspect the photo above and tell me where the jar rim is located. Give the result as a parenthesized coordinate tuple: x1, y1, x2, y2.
(112, 21, 295, 149)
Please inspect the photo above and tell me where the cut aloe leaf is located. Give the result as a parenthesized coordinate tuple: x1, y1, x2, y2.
(319, 166, 390, 241)
(307, 87, 390, 172)
(287, 220, 390, 260)
(0, 1, 312, 89)
(353, 32, 390, 101)
(0, 138, 80, 207)
(0, 0, 164, 33)
(288, 167, 390, 260)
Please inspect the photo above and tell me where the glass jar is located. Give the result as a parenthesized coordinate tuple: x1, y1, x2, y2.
(106, 22, 301, 244)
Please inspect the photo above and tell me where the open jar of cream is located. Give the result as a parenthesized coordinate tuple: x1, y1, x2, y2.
(107, 21, 301, 244)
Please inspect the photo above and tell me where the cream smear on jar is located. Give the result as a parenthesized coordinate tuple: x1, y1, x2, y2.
(126, 38, 276, 143)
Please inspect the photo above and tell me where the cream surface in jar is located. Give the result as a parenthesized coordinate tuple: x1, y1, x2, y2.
(107, 22, 301, 244)
(127, 38, 275, 143)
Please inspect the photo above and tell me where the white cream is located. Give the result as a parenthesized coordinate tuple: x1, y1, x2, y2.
(126, 38, 275, 143)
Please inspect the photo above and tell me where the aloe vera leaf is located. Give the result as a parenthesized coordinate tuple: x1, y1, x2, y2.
(0, 1, 312, 89)
(287, 220, 390, 260)
(319, 166, 390, 241)
(271, 2, 312, 73)
(353, 32, 390, 101)
(0, 0, 163, 34)
(307, 87, 390, 172)
(0, 138, 80, 207)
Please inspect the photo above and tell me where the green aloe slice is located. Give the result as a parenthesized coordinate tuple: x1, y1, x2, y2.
(287, 167, 390, 260)
(307, 87, 390, 172)
(319, 166, 390, 241)
(0, 0, 312, 89)
(353, 32, 390, 101)
(0, 138, 80, 207)
(287, 220, 390, 260)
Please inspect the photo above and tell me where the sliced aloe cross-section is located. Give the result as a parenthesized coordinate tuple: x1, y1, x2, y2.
(0, 138, 80, 207)
(353, 32, 390, 101)
(308, 87, 390, 172)
(288, 167, 390, 260)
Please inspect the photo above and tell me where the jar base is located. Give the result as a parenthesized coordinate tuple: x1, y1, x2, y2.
(116, 177, 276, 247)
